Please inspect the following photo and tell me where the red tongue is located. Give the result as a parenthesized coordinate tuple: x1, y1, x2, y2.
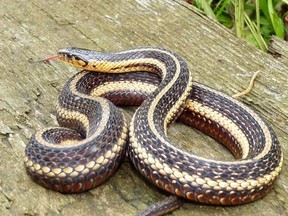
(34, 55, 59, 63)
(41, 55, 59, 62)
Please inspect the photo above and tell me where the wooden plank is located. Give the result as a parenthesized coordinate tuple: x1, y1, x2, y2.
(0, 0, 287, 215)
(269, 35, 288, 66)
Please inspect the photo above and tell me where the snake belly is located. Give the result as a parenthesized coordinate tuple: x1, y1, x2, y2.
(24, 47, 282, 205)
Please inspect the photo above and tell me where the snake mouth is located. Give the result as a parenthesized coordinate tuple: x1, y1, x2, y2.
(58, 47, 89, 68)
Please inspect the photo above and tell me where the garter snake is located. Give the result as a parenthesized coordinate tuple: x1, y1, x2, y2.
(25, 47, 283, 207)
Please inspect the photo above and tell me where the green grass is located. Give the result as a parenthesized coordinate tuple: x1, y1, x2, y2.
(192, 0, 286, 51)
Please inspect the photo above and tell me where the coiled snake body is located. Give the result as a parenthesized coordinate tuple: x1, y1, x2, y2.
(25, 47, 282, 207)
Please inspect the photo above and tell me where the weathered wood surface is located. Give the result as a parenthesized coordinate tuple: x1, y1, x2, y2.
(269, 35, 288, 66)
(1, 0, 287, 215)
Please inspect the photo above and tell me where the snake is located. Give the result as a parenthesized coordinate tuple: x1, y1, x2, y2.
(24, 47, 283, 210)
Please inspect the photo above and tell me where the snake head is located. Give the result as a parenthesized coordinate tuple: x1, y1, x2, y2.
(58, 47, 90, 69)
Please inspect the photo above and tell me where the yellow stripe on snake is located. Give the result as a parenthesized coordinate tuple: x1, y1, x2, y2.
(24, 47, 283, 212)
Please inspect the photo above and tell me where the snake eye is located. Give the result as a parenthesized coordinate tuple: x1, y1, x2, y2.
(66, 53, 73, 60)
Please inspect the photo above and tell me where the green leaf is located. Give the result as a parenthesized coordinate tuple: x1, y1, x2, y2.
(217, 14, 233, 28)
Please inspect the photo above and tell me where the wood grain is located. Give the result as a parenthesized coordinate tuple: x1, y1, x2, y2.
(0, 0, 287, 215)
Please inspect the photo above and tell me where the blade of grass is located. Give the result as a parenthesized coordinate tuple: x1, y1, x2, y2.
(214, 0, 232, 17)
(195, 0, 217, 20)
(234, 0, 245, 38)
(259, 0, 270, 21)
(255, 0, 260, 33)
(268, 0, 285, 38)
(244, 12, 268, 51)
